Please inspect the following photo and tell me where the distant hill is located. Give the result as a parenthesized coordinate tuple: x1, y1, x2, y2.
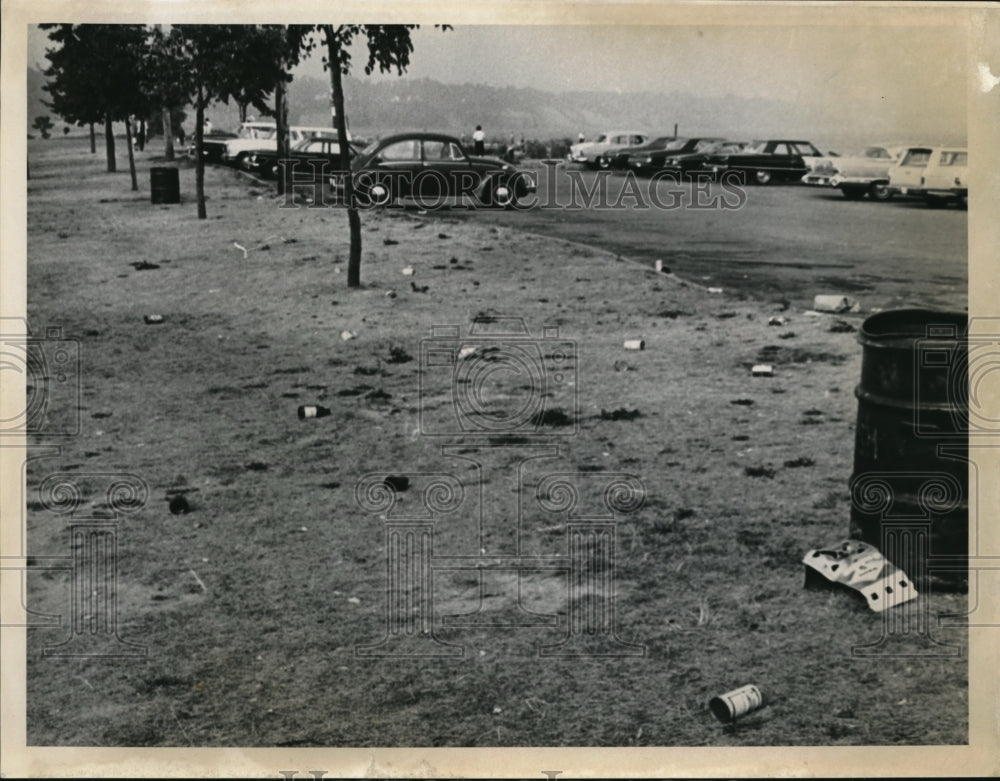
(28, 67, 965, 151)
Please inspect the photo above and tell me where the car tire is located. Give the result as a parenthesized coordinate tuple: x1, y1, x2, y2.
(597, 156, 611, 170)
(753, 169, 772, 185)
(235, 152, 252, 170)
(479, 179, 516, 209)
(923, 194, 946, 208)
(868, 182, 893, 202)
(841, 186, 866, 200)
(367, 181, 394, 207)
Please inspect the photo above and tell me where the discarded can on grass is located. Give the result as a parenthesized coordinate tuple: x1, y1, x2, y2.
(751, 364, 774, 377)
(623, 339, 646, 351)
(144, 314, 164, 324)
(709, 684, 765, 723)
(654, 260, 664, 273)
(813, 294, 855, 313)
(298, 405, 332, 420)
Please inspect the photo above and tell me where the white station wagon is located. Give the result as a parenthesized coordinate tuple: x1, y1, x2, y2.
(888, 145, 967, 208)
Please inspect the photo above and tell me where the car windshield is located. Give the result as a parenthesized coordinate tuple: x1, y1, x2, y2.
(662, 138, 689, 151)
(595, 134, 608, 143)
(646, 137, 673, 148)
(358, 138, 383, 158)
(789, 142, 820, 155)
(862, 146, 891, 159)
(746, 141, 768, 153)
(239, 127, 276, 140)
(901, 149, 932, 166)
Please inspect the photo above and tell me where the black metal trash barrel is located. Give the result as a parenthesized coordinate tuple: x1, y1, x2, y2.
(150, 167, 180, 204)
(849, 309, 968, 590)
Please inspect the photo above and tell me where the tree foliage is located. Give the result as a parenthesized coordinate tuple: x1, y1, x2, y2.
(41, 24, 148, 172)
(32, 116, 54, 139)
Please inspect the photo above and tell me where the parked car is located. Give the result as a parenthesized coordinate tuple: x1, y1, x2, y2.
(187, 131, 238, 162)
(639, 137, 731, 176)
(598, 136, 675, 168)
(705, 139, 824, 184)
(597, 134, 672, 169)
(345, 132, 536, 208)
(247, 137, 362, 180)
(615, 136, 677, 172)
(810, 144, 905, 200)
(221, 125, 345, 169)
(917, 147, 967, 208)
(187, 120, 274, 162)
(886, 145, 935, 199)
(568, 131, 649, 169)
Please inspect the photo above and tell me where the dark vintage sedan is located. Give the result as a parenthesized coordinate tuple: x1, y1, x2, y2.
(246, 137, 362, 180)
(704, 139, 824, 184)
(629, 137, 730, 176)
(601, 136, 677, 170)
(186, 131, 238, 163)
(344, 132, 536, 208)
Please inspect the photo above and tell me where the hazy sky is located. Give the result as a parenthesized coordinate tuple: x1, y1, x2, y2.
(302, 25, 966, 114)
(28, 23, 967, 126)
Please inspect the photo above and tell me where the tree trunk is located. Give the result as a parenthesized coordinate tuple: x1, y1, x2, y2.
(89, 122, 96, 154)
(162, 105, 175, 160)
(238, 101, 248, 123)
(138, 119, 146, 151)
(275, 79, 290, 196)
(326, 27, 362, 289)
(104, 113, 116, 173)
(125, 117, 138, 191)
(195, 84, 206, 219)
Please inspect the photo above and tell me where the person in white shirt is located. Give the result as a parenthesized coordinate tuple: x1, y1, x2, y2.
(472, 124, 485, 155)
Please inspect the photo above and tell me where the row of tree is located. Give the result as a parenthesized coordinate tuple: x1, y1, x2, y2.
(40, 24, 444, 287)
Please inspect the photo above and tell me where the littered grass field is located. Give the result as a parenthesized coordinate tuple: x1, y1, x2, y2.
(24, 138, 967, 747)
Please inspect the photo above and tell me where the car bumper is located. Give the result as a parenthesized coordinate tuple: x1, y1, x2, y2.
(923, 187, 967, 199)
(889, 186, 925, 197)
(829, 175, 880, 188)
(801, 172, 836, 186)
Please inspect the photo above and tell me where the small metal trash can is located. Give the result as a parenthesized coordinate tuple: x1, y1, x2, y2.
(150, 167, 180, 204)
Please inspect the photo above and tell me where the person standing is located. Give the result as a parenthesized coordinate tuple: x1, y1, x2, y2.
(472, 124, 485, 155)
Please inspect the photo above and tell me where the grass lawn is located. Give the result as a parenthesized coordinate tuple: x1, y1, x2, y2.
(23, 137, 967, 748)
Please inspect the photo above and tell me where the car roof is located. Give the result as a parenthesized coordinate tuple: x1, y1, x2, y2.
(374, 132, 464, 146)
